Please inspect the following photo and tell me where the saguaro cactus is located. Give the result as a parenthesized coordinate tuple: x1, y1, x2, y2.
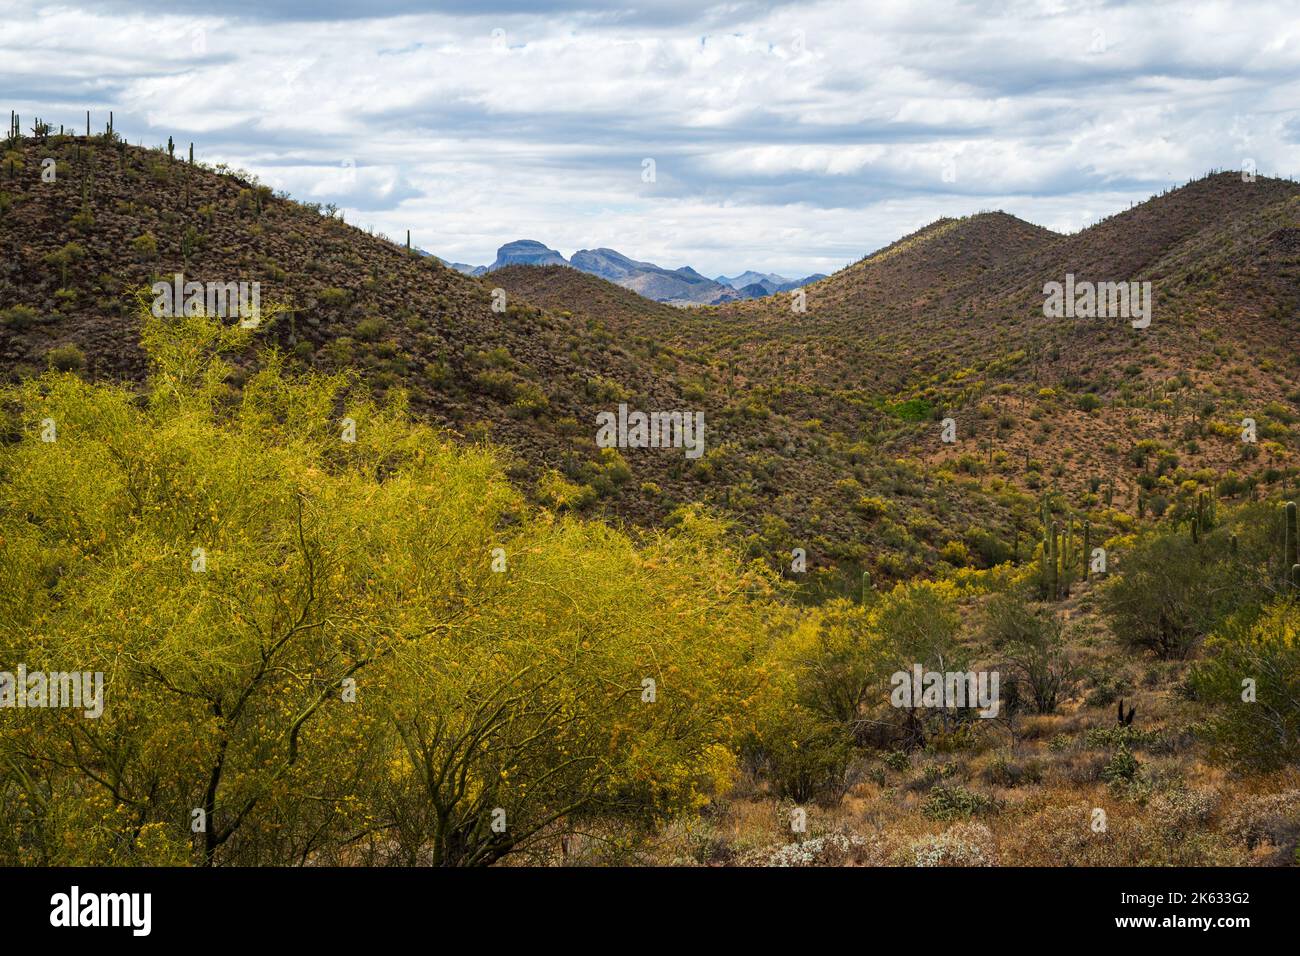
(1040, 521, 1059, 600)
(1286, 501, 1298, 590)
(1083, 519, 1092, 580)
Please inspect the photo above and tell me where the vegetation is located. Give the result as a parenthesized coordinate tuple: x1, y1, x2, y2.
(0, 130, 1298, 867)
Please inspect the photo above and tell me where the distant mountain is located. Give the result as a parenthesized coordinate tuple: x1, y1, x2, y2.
(432, 241, 819, 305)
(567, 247, 731, 306)
(717, 270, 827, 296)
(569, 247, 657, 282)
(488, 239, 568, 270)
(717, 270, 788, 289)
(781, 273, 828, 290)
(426, 253, 487, 277)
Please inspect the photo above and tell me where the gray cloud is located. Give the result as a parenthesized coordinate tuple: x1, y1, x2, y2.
(6, 0, 1299, 276)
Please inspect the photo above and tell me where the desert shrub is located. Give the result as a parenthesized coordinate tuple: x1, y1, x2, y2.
(1191, 600, 1300, 770)
(982, 754, 1042, 788)
(876, 580, 962, 668)
(353, 316, 385, 341)
(1149, 787, 1218, 831)
(882, 750, 910, 773)
(742, 707, 854, 804)
(964, 527, 1012, 567)
(131, 232, 157, 260)
(780, 600, 893, 730)
(911, 822, 997, 866)
(744, 602, 889, 803)
(1222, 790, 1300, 859)
(1084, 725, 1164, 751)
(473, 369, 519, 401)
(0, 308, 771, 866)
(0, 304, 47, 329)
(983, 591, 1077, 713)
(739, 829, 872, 867)
(921, 785, 998, 821)
(1099, 522, 1264, 659)
(317, 287, 351, 308)
(873, 580, 967, 747)
(535, 469, 597, 512)
(45, 345, 86, 372)
(1100, 745, 1141, 790)
(854, 494, 888, 518)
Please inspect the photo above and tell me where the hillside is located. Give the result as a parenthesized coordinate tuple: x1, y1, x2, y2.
(0, 134, 725, 525)
(2, 133, 1298, 595)
(3, 131, 1300, 876)
(664, 174, 1300, 517)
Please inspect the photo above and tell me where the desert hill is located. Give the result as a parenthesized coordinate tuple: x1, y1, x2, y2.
(2, 130, 1297, 593)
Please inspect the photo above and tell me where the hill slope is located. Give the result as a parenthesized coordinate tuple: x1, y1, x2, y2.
(2, 134, 1297, 593)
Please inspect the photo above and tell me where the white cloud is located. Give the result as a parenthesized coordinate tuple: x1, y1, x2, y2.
(3, 0, 1298, 276)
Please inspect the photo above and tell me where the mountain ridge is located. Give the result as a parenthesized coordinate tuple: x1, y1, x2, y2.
(2, 133, 1297, 590)
(436, 238, 825, 306)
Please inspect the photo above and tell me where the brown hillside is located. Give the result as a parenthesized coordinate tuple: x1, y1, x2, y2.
(2, 133, 1297, 596)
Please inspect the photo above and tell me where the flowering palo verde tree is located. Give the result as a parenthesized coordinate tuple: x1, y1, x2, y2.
(0, 306, 772, 866)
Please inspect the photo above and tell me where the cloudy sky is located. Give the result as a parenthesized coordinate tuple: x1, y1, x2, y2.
(3, 0, 1298, 277)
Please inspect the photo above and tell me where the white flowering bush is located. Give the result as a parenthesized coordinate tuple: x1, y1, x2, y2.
(911, 823, 998, 866)
(739, 830, 872, 867)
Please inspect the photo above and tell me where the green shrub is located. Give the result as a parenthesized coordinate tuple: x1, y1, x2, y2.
(45, 344, 85, 372)
(1192, 600, 1300, 771)
(0, 304, 46, 329)
(922, 785, 998, 821)
(354, 317, 385, 341)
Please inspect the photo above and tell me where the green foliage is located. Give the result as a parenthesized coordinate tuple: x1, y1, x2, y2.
(45, 344, 85, 372)
(354, 316, 385, 342)
(131, 232, 157, 260)
(0, 309, 770, 865)
(888, 398, 932, 422)
(0, 304, 47, 329)
(921, 785, 997, 821)
(982, 590, 1076, 713)
(1191, 600, 1300, 771)
(1099, 511, 1275, 659)
(1101, 745, 1142, 790)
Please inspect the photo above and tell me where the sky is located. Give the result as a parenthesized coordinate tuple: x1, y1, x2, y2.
(2, 0, 1298, 278)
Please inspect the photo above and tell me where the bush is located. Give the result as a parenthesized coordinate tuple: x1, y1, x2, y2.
(921, 785, 998, 821)
(1100, 745, 1141, 788)
(911, 822, 997, 865)
(131, 232, 157, 260)
(0, 304, 46, 329)
(1223, 790, 1300, 859)
(1099, 526, 1259, 659)
(1192, 600, 1300, 771)
(45, 345, 86, 372)
(354, 316, 385, 341)
(745, 600, 890, 803)
(0, 308, 771, 866)
(983, 591, 1077, 712)
(739, 830, 871, 867)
